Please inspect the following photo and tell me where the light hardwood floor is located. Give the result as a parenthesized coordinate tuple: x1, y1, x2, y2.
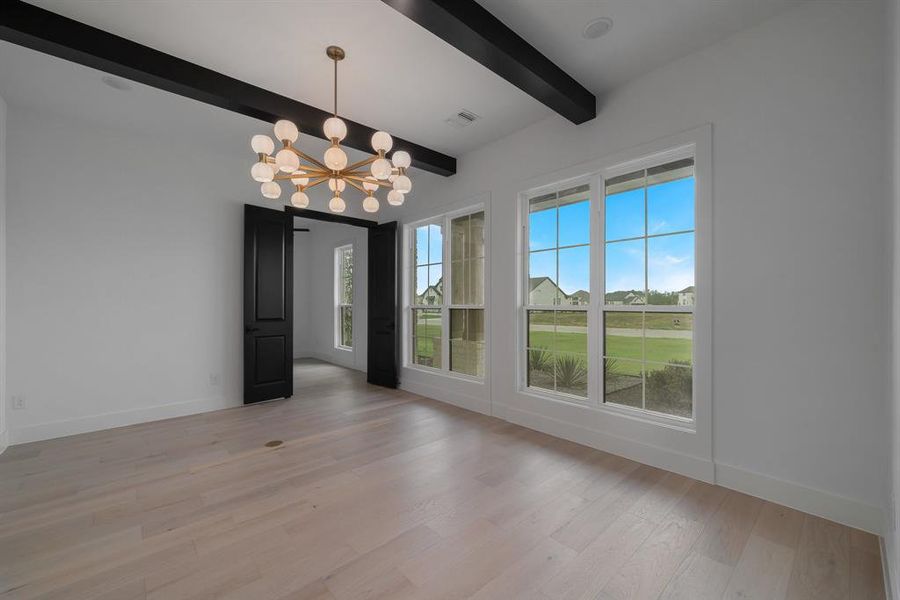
(0, 359, 885, 599)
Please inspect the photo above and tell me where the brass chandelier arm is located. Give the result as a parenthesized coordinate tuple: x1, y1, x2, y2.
(344, 155, 378, 173)
(273, 168, 328, 182)
(288, 146, 330, 172)
(343, 174, 393, 189)
(299, 167, 331, 177)
(343, 178, 368, 195)
(302, 177, 329, 190)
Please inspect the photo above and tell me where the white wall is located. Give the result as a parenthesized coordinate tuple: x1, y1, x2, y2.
(0, 93, 7, 453)
(888, 0, 900, 591)
(294, 221, 368, 372)
(394, 0, 888, 533)
(5, 101, 372, 444)
(293, 231, 312, 358)
(5, 107, 254, 444)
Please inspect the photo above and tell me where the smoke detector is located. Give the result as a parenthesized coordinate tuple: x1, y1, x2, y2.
(445, 109, 480, 129)
(583, 17, 613, 40)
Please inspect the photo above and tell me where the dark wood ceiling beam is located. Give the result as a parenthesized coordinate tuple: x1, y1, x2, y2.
(0, 0, 457, 176)
(382, 0, 596, 125)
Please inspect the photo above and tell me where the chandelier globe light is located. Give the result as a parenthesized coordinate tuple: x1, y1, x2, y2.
(249, 45, 412, 214)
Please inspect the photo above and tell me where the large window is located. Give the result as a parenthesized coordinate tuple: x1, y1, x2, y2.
(525, 184, 590, 398)
(409, 208, 485, 376)
(335, 244, 353, 349)
(603, 158, 695, 418)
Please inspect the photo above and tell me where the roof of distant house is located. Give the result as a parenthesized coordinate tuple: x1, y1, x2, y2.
(529, 276, 557, 291)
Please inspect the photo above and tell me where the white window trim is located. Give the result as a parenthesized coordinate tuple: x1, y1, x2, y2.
(404, 203, 488, 382)
(599, 145, 699, 426)
(334, 243, 353, 352)
(520, 175, 596, 406)
(516, 126, 711, 439)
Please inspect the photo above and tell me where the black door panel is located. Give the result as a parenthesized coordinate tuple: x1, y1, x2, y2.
(244, 205, 293, 403)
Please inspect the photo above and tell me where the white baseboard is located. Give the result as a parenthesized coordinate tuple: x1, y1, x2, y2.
(0, 428, 8, 455)
(399, 379, 490, 416)
(715, 462, 883, 535)
(462, 399, 882, 535)
(10, 395, 237, 445)
(494, 401, 716, 483)
(881, 537, 896, 600)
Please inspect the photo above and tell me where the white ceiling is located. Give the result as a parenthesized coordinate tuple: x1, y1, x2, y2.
(21, 0, 550, 157)
(478, 0, 804, 94)
(0, 40, 435, 220)
(5, 0, 805, 162)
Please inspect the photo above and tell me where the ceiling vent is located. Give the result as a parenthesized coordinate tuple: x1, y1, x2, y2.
(445, 109, 480, 129)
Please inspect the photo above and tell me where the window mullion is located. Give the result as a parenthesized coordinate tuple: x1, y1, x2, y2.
(642, 169, 649, 410)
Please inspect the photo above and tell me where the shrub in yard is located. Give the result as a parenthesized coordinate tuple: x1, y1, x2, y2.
(555, 354, 587, 390)
(528, 348, 554, 373)
(645, 360, 692, 417)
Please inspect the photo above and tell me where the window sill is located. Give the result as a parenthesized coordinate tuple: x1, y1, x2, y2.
(596, 401, 696, 433)
(404, 363, 486, 385)
(335, 345, 353, 352)
(518, 386, 696, 434)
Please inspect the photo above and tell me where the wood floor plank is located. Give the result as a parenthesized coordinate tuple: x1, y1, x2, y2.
(693, 490, 764, 566)
(598, 478, 728, 600)
(0, 359, 884, 600)
(723, 534, 795, 600)
(786, 514, 851, 600)
(542, 512, 657, 600)
(657, 552, 734, 600)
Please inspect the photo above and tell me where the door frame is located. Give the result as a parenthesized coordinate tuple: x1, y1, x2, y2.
(286, 206, 399, 388)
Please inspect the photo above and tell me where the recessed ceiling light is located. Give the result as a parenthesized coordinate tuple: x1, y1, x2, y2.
(583, 17, 613, 40)
(101, 75, 132, 91)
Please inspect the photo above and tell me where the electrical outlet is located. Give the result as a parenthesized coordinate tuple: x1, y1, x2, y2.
(209, 373, 220, 387)
(11, 395, 25, 410)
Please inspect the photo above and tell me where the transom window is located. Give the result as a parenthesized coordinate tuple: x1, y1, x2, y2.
(525, 184, 590, 398)
(335, 244, 353, 350)
(603, 158, 695, 418)
(409, 208, 485, 377)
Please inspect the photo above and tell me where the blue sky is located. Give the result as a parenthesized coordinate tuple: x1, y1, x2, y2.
(530, 177, 695, 296)
(414, 177, 694, 298)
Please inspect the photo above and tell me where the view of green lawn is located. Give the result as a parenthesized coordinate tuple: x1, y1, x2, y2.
(415, 312, 692, 378)
(527, 331, 691, 376)
(528, 310, 691, 331)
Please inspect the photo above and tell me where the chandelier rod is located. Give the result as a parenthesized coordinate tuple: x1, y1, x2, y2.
(344, 178, 368, 195)
(326, 45, 345, 118)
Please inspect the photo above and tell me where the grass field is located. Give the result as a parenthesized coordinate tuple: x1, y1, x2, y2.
(413, 312, 692, 378)
(526, 331, 690, 376)
(528, 310, 691, 331)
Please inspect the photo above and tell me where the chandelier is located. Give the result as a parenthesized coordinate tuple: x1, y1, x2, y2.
(249, 45, 412, 214)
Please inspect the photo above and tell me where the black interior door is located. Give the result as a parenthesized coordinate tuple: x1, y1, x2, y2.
(367, 221, 398, 388)
(244, 204, 293, 403)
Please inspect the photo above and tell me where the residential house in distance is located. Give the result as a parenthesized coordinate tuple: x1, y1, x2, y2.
(529, 277, 588, 305)
(529, 276, 562, 305)
(677, 286, 695, 306)
(568, 290, 590, 305)
(417, 279, 443, 305)
(605, 290, 645, 305)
